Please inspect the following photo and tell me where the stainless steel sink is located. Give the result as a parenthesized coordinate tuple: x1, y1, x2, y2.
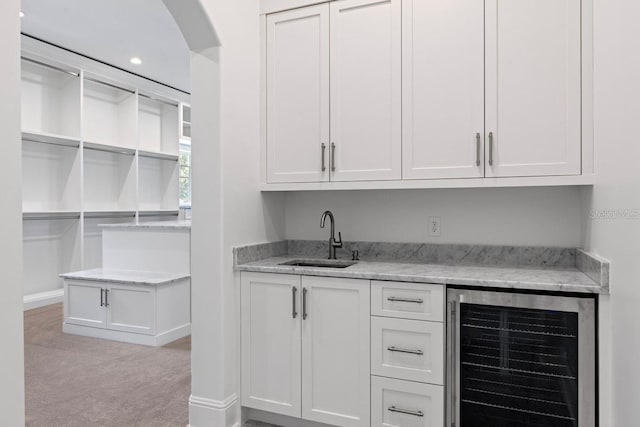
(279, 259, 357, 269)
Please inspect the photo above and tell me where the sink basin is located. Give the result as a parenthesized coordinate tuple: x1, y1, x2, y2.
(279, 259, 357, 269)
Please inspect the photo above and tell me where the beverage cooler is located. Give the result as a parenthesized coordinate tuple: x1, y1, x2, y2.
(447, 288, 596, 427)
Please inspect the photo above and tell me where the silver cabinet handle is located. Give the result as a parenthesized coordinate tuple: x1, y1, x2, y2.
(321, 143, 326, 172)
(100, 288, 104, 307)
(388, 406, 424, 417)
(302, 288, 308, 320)
(331, 142, 336, 172)
(387, 296, 423, 304)
(292, 286, 298, 319)
(387, 346, 423, 355)
(488, 132, 494, 166)
(105, 289, 110, 307)
(476, 132, 481, 166)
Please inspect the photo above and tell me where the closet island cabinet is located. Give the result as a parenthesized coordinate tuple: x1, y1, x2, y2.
(260, 0, 592, 190)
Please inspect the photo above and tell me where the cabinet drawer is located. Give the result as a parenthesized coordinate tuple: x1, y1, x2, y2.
(371, 317, 444, 385)
(372, 376, 444, 427)
(371, 281, 444, 322)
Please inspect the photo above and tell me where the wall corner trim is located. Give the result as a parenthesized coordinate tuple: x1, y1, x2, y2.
(189, 393, 239, 427)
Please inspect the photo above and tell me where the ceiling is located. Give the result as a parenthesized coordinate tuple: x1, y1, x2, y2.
(20, 0, 191, 92)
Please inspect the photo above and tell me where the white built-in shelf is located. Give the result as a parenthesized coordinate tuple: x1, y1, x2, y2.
(138, 150, 180, 162)
(23, 213, 81, 295)
(138, 94, 180, 155)
(21, 37, 187, 302)
(83, 141, 136, 156)
(138, 156, 179, 212)
(22, 131, 80, 148)
(22, 140, 81, 212)
(83, 148, 137, 212)
(83, 76, 137, 150)
(21, 57, 81, 139)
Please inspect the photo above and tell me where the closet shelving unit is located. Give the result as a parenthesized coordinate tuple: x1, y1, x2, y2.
(21, 45, 187, 308)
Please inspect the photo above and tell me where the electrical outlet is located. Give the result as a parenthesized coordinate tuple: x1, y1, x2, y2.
(428, 216, 441, 237)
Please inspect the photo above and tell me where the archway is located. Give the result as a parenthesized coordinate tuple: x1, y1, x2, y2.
(0, 1, 229, 425)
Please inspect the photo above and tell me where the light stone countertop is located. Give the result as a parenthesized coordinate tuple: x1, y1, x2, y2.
(100, 220, 191, 230)
(60, 268, 191, 286)
(235, 256, 604, 294)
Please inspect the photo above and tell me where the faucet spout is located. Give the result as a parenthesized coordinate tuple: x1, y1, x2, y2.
(319, 210, 342, 260)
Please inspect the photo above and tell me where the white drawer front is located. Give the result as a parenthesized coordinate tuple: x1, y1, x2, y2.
(372, 376, 444, 427)
(371, 281, 444, 322)
(371, 317, 444, 385)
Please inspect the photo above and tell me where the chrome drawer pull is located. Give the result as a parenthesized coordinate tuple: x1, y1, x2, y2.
(388, 406, 424, 417)
(321, 143, 326, 172)
(387, 296, 423, 304)
(387, 346, 424, 355)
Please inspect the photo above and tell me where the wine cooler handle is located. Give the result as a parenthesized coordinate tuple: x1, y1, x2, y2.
(450, 301, 458, 427)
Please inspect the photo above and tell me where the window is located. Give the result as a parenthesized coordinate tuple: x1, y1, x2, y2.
(179, 143, 191, 207)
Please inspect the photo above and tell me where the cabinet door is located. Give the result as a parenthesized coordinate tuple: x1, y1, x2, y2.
(485, 0, 581, 177)
(266, 4, 330, 183)
(330, 0, 401, 182)
(301, 276, 370, 426)
(402, 0, 485, 180)
(241, 273, 302, 418)
(64, 280, 106, 328)
(106, 284, 156, 335)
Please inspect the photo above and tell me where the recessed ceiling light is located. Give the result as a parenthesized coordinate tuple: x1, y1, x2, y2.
(130, 57, 142, 65)
(20, 11, 24, 18)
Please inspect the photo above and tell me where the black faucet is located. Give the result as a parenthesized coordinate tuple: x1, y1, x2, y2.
(320, 210, 342, 260)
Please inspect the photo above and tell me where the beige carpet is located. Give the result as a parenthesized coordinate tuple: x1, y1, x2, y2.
(24, 303, 190, 427)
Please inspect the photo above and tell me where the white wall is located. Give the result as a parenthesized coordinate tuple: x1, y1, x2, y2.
(581, 0, 640, 425)
(285, 187, 583, 246)
(0, 0, 26, 423)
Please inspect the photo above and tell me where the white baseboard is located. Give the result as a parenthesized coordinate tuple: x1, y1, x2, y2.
(24, 289, 64, 311)
(62, 323, 191, 347)
(189, 393, 239, 427)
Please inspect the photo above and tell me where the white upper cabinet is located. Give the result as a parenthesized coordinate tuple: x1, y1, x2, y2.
(402, 0, 485, 180)
(266, 4, 330, 183)
(485, 0, 582, 177)
(329, 0, 401, 181)
(261, 0, 590, 189)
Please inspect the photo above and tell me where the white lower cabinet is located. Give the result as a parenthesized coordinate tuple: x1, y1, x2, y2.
(302, 276, 371, 426)
(241, 273, 302, 417)
(371, 376, 444, 427)
(240, 273, 445, 427)
(241, 273, 370, 426)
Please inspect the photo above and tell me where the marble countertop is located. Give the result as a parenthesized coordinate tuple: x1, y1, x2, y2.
(235, 256, 604, 294)
(100, 220, 191, 230)
(60, 268, 191, 286)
